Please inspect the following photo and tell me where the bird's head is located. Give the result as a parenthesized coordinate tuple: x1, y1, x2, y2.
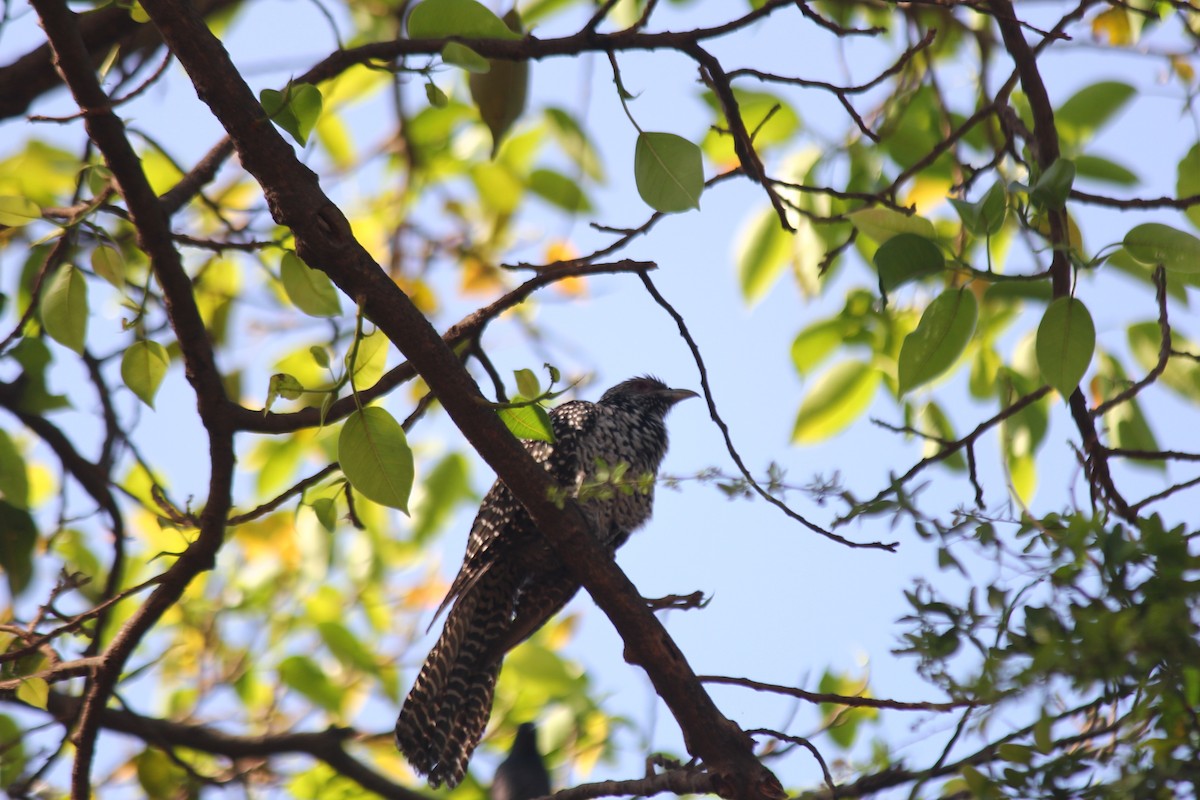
(598, 375, 699, 416)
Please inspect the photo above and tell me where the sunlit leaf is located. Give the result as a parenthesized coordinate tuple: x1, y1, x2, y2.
(545, 107, 605, 181)
(1092, 6, 1133, 45)
(634, 132, 703, 213)
(90, 244, 125, 291)
(792, 360, 880, 443)
(514, 368, 540, 399)
(499, 401, 555, 442)
(260, 84, 323, 147)
(1094, 353, 1161, 469)
(408, 0, 522, 39)
(443, 42, 490, 72)
(1036, 297, 1095, 398)
(791, 319, 850, 377)
(412, 452, 474, 542)
(278, 655, 342, 713)
(121, 340, 170, 409)
(898, 289, 978, 394)
(1123, 223, 1200, 273)
(15, 677, 48, 710)
(40, 264, 88, 354)
(1128, 322, 1200, 403)
(280, 252, 342, 317)
(338, 407, 414, 512)
(847, 207, 936, 244)
(736, 207, 790, 306)
(0, 195, 41, 227)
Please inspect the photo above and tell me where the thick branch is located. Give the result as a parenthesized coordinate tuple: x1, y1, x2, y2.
(29, 1, 238, 795)
(134, 0, 781, 797)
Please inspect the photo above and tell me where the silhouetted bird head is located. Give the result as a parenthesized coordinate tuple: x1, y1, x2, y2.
(597, 375, 699, 416)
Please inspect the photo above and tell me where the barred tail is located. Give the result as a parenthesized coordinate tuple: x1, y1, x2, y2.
(396, 582, 513, 788)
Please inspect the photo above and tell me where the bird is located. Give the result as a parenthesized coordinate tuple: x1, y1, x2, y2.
(490, 722, 551, 800)
(395, 375, 698, 788)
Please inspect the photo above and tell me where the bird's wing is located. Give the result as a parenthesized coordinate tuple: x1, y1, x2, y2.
(425, 401, 599, 630)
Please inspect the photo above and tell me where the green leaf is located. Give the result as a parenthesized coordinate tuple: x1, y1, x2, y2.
(470, 161, 524, 214)
(736, 207, 790, 306)
(349, 329, 389, 389)
(545, 107, 605, 181)
(266, 373, 305, 412)
(898, 289, 978, 394)
(0, 715, 26, 787)
(1030, 158, 1075, 210)
(951, 181, 1008, 237)
(792, 360, 880, 443)
(120, 340, 170, 409)
(280, 252, 342, 316)
(513, 368, 540, 399)
(278, 655, 342, 713)
(90, 244, 126, 291)
(408, 0, 522, 39)
(443, 42, 490, 73)
(260, 83, 323, 147)
(1073, 154, 1138, 186)
(412, 452, 474, 542)
(1122, 223, 1200, 273)
(15, 677, 48, 710)
(499, 401, 555, 443)
(317, 621, 378, 673)
(0, 430, 29, 509)
(338, 407, 414, 512)
(425, 81, 448, 108)
(847, 207, 936, 244)
(0, 500, 37, 598)
(1036, 297, 1095, 397)
(40, 264, 88, 354)
(633, 131, 704, 213)
(791, 319, 850, 377)
(1096, 353, 1160, 468)
(1056, 81, 1136, 149)
(466, 8, 527, 156)
(528, 168, 592, 212)
(920, 402, 965, 470)
(1128, 321, 1200, 403)
(0, 195, 41, 227)
(873, 233, 945, 295)
(1177, 144, 1200, 230)
(136, 748, 191, 799)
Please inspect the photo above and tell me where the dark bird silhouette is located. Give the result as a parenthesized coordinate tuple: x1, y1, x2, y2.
(490, 722, 551, 800)
(395, 376, 697, 787)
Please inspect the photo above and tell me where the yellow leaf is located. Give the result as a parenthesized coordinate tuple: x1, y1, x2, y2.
(235, 513, 300, 569)
(459, 256, 504, 296)
(903, 175, 951, 215)
(1170, 55, 1195, 85)
(1092, 7, 1133, 46)
(395, 274, 438, 314)
(555, 275, 588, 297)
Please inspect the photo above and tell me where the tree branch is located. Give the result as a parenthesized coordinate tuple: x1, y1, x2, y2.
(133, 1, 783, 796)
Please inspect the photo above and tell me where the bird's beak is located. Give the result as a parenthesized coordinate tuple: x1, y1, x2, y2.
(659, 387, 700, 405)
